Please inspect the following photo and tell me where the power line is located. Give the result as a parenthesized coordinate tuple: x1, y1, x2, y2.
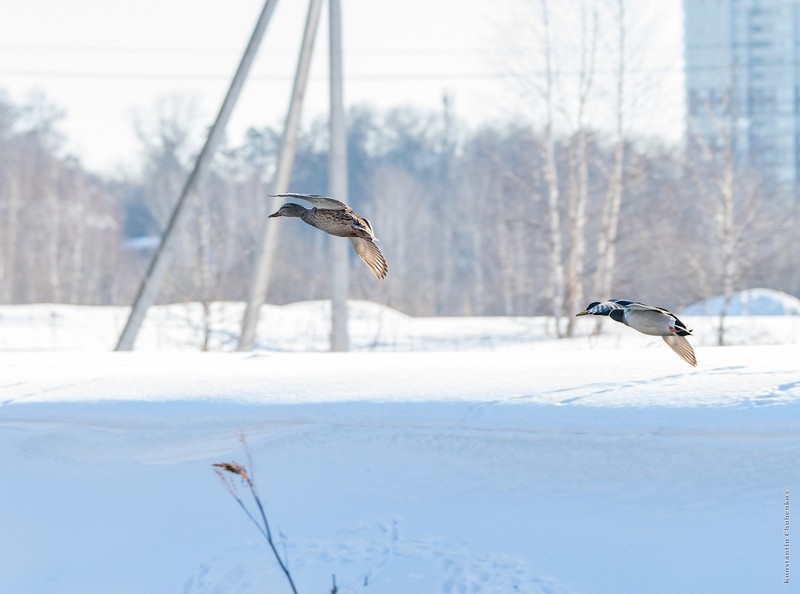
(0, 68, 510, 81)
(2, 40, 775, 57)
(0, 43, 541, 57)
(2, 60, 791, 83)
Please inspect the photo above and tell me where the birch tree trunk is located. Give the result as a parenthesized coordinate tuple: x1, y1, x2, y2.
(44, 152, 62, 302)
(539, 0, 566, 335)
(592, 0, 626, 334)
(194, 190, 213, 351)
(68, 171, 88, 303)
(715, 118, 738, 346)
(564, 0, 598, 336)
(3, 158, 21, 302)
(688, 64, 742, 345)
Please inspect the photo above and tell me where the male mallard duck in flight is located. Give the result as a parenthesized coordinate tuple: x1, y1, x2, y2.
(268, 192, 388, 280)
(576, 299, 697, 367)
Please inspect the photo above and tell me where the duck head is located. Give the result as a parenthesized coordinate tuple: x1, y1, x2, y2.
(576, 301, 602, 316)
(268, 203, 307, 218)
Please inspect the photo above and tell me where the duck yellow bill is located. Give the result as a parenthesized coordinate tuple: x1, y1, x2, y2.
(576, 310, 589, 316)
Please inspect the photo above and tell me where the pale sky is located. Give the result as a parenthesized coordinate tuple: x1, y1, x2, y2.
(0, 0, 685, 173)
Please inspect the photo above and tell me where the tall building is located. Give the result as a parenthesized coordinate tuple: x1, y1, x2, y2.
(684, 0, 800, 184)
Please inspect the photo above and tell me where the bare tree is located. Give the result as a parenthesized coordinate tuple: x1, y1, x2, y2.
(685, 78, 783, 344)
(592, 0, 627, 333)
(0, 95, 21, 302)
(563, 0, 599, 336)
(538, 0, 567, 335)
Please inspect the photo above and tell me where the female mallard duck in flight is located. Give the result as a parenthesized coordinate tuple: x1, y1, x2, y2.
(576, 299, 697, 367)
(268, 192, 388, 280)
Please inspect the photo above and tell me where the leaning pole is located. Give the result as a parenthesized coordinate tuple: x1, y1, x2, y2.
(115, 0, 279, 351)
(236, 0, 324, 351)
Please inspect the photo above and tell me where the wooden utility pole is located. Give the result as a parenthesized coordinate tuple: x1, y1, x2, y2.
(237, 0, 324, 351)
(328, 0, 349, 351)
(115, 0, 279, 351)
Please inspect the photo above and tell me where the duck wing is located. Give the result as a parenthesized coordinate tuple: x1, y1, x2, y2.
(624, 301, 692, 334)
(271, 193, 349, 211)
(616, 300, 671, 315)
(350, 237, 388, 280)
(662, 335, 697, 367)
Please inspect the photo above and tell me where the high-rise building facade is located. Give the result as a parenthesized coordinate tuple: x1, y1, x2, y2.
(684, 0, 800, 184)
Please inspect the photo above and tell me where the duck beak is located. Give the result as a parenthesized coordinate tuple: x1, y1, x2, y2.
(576, 310, 589, 317)
(268, 211, 280, 218)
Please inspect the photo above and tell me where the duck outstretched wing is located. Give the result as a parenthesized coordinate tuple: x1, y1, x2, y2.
(612, 300, 670, 314)
(271, 193, 349, 211)
(350, 237, 388, 280)
(662, 335, 697, 367)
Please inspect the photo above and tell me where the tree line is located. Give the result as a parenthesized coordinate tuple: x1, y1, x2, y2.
(0, 89, 797, 336)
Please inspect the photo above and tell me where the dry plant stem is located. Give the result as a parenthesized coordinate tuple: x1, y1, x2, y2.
(214, 462, 299, 594)
(245, 475, 299, 594)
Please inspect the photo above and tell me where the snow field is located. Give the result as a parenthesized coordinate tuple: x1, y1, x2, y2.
(1, 300, 799, 593)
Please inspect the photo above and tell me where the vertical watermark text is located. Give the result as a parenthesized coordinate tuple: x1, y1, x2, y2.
(785, 488, 791, 584)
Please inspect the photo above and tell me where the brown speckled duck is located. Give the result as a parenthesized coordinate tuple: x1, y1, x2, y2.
(268, 192, 388, 280)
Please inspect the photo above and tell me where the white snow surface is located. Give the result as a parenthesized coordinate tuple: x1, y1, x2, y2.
(1, 301, 800, 594)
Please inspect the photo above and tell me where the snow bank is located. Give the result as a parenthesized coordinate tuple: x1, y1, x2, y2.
(684, 288, 800, 316)
(2, 299, 799, 353)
